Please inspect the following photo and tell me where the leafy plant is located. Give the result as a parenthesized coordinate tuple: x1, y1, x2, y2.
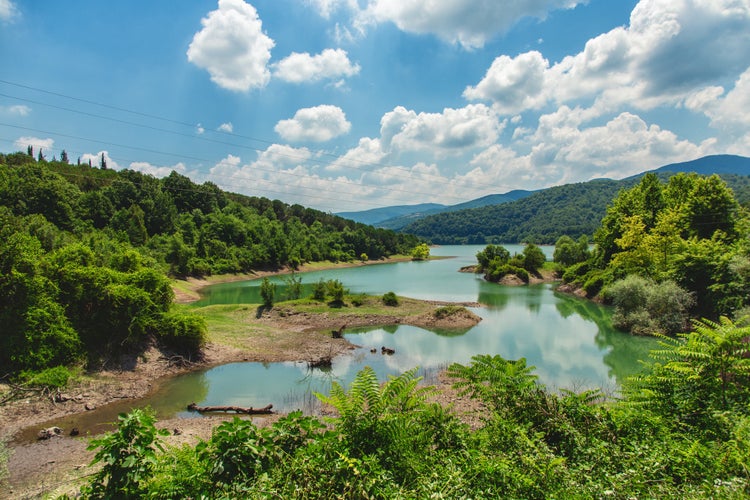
(260, 277, 276, 308)
(82, 408, 168, 499)
(382, 291, 399, 306)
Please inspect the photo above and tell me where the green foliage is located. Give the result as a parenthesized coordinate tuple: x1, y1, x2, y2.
(382, 291, 399, 306)
(475, 244, 510, 271)
(311, 278, 327, 301)
(157, 311, 207, 354)
(554, 234, 590, 266)
(283, 272, 302, 300)
(259, 277, 276, 308)
(607, 275, 695, 335)
(522, 243, 546, 272)
(411, 242, 430, 260)
(82, 408, 168, 499)
(18, 365, 75, 389)
(626, 317, 750, 426)
(566, 172, 750, 320)
(326, 278, 347, 304)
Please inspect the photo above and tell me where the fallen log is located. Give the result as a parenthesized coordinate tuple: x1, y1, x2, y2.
(187, 402, 273, 414)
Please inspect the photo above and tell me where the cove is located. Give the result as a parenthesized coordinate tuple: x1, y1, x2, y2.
(154, 245, 659, 417)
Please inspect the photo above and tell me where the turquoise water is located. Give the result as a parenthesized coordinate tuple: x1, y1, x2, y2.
(152, 245, 658, 416)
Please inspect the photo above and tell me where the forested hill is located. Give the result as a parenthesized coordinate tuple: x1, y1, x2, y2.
(0, 152, 421, 274)
(402, 172, 750, 245)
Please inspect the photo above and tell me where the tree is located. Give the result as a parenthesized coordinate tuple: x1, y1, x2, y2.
(522, 243, 546, 272)
(100, 152, 107, 170)
(60, 149, 69, 164)
(260, 277, 276, 308)
(411, 243, 430, 261)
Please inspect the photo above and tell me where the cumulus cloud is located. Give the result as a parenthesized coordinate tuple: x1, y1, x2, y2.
(274, 105, 351, 142)
(463, 51, 549, 114)
(14, 136, 54, 153)
(686, 68, 750, 131)
(465, 0, 750, 116)
(380, 104, 503, 156)
(463, 108, 711, 192)
(218, 122, 234, 133)
(187, 0, 275, 92)
(357, 0, 585, 49)
(274, 48, 360, 84)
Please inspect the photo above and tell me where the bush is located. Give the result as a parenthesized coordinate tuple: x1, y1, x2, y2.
(311, 279, 327, 301)
(351, 294, 366, 307)
(382, 291, 399, 306)
(157, 311, 207, 354)
(19, 365, 74, 388)
(260, 277, 276, 308)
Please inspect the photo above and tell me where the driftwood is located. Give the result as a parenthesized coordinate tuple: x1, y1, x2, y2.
(187, 402, 273, 414)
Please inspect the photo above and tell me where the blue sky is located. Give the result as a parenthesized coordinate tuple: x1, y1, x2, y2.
(1, 0, 749, 213)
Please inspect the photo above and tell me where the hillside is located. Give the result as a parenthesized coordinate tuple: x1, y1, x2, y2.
(401, 166, 750, 245)
(337, 203, 445, 226)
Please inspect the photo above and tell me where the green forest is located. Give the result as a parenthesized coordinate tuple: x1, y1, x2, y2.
(559, 172, 750, 335)
(0, 151, 420, 378)
(402, 173, 750, 244)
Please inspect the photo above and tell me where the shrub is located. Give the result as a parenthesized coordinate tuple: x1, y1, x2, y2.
(82, 408, 168, 499)
(157, 311, 207, 354)
(311, 279, 327, 301)
(260, 277, 276, 307)
(19, 365, 74, 389)
(382, 291, 399, 306)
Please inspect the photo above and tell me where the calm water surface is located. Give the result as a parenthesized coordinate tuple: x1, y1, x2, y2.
(155, 245, 658, 417)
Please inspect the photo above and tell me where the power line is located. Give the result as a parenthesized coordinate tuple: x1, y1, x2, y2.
(0, 79, 512, 197)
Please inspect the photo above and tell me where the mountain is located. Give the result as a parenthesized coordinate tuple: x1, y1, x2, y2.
(653, 154, 750, 176)
(399, 155, 750, 245)
(336, 203, 445, 226)
(338, 190, 534, 229)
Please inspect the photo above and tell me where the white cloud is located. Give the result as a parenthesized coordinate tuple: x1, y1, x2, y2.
(687, 67, 750, 131)
(326, 137, 387, 173)
(274, 48, 360, 84)
(14, 136, 54, 153)
(80, 151, 120, 170)
(465, 0, 750, 117)
(129, 161, 188, 178)
(196, 123, 205, 135)
(187, 0, 275, 92)
(472, 108, 710, 188)
(218, 122, 234, 133)
(0, 0, 18, 21)
(357, 0, 585, 49)
(463, 51, 549, 114)
(274, 105, 351, 142)
(1, 104, 30, 116)
(380, 104, 503, 156)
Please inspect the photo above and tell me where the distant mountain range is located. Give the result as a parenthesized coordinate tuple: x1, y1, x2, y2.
(337, 154, 750, 244)
(337, 190, 534, 229)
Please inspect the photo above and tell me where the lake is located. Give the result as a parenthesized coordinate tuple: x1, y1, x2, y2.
(152, 245, 658, 417)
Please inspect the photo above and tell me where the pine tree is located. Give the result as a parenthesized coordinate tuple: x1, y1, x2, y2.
(60, 149, 69, 164)
(100, 152, 107, 170)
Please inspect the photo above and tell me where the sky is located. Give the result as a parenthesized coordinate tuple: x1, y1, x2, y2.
(1, 0, 749, 213)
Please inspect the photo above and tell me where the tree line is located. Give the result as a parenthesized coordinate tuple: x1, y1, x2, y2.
(0, 152, 421, 378)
